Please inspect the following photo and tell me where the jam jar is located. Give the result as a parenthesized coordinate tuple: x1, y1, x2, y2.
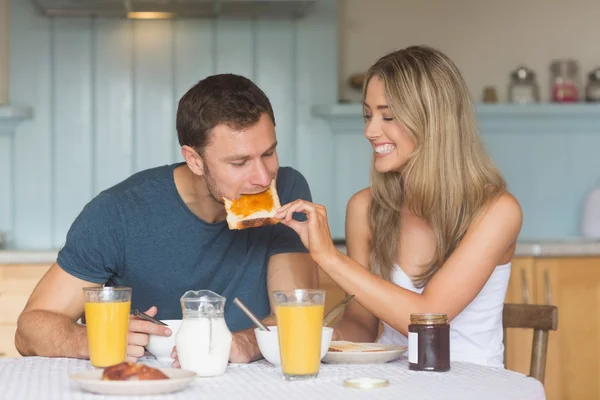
(408, 313, 450, 372)
(550, 59, 580, 102)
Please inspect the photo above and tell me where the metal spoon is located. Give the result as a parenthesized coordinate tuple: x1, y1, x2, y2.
(233, 298, 270, 331)
(132, 309, 169, 326)
(323, 294, 355, 327)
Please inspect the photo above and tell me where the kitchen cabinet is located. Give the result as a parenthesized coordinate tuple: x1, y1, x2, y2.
(0, 264, 52, 358)
(533, 257, 600, 400)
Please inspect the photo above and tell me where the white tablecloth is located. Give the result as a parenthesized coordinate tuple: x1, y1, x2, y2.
(0, 356, 546, 400)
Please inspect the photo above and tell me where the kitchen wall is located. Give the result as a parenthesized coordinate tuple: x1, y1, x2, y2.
(326, 0, 600, 240)
(4, 0, 600, 249)
(2, 0, 337, 249)
(338, 0, 600, 102)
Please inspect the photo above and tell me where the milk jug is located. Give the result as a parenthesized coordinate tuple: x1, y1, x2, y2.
(175, 289, 232, 377)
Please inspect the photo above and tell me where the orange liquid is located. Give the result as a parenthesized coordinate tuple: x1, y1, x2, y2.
(84, 301, 131, 367)
(276, 304, 324, 376)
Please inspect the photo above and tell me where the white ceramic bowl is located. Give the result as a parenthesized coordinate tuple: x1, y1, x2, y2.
(254, 326, 333, 366)
(146, 319, 182, 363)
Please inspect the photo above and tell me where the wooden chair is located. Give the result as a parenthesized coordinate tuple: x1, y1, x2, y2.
(503, 303, 558, 383)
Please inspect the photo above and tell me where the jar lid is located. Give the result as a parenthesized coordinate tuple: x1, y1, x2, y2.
(511, 66, 536, 81)
(588, 68, 600, 81)
(410, 312, 448, 325)
(343, 377, 389, 389)
(550, 59, 579, 74)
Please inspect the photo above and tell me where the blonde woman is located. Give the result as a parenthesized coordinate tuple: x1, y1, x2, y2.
(275, 45, 523, 367)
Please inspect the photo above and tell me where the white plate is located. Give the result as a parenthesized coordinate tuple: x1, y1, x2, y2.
(322, 343, 407, 364)
(70, 368, 197, 395)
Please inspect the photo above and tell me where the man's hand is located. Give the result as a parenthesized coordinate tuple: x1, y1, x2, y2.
(228, 332, 257, 364)
(127, 306, 172, 362)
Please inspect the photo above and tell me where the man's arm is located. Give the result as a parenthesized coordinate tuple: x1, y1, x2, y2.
(15, 263, 100, 358)
(229, 252, 318, 363)
(17, 263, 173, 362)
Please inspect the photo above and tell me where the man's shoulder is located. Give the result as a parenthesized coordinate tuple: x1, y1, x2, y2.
(81, 163, 180, 217)
(103, 163, 180, 197)
(276, 166, 305, 182)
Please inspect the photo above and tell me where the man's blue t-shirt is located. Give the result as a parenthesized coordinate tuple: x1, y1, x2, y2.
(57, 164, 311, 332)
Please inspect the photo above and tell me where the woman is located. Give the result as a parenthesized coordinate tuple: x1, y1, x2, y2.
(274, 45, 523, 367)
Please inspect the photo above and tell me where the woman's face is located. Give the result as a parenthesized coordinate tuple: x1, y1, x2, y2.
(363, 76, 416, 173)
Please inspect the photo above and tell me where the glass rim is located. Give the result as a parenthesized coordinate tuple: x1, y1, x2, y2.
(271, 289, 325, 295)
(83, 286, 132, 293)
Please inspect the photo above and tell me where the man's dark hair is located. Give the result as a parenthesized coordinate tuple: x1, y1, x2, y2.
(176, 73, 276, 154)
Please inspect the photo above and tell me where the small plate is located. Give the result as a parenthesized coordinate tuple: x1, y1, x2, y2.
(70, 368, 197, 395)
(322, 342, 407, 364)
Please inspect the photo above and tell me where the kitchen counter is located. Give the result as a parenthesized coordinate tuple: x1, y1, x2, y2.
(512, 239, 600, 257)
(1, 238, 600, 264)
(0, 250, 58, 264)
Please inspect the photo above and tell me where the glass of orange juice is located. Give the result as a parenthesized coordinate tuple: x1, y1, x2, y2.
(83, 287, 132, 368)
(272, 289, 325, 381)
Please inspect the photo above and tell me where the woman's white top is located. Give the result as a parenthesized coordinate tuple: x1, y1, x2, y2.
(378, 262, 511, 367)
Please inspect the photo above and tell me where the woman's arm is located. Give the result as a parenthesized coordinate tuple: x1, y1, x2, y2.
(276, 192, 522, 337)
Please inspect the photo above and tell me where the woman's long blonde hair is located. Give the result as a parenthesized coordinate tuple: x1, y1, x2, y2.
(365, 46, 506, 288)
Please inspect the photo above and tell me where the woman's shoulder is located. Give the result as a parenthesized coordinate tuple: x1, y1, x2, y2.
(486, 191, 522, 219)
(472, 191, 523, 238)
(347, 187, 372, 213)
(345, 188, 373, 246)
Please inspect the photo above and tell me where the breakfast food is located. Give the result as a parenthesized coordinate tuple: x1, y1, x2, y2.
(101, 362, 169, 381)
(223, 179, 281, 230)
(328, 341, 388, 353)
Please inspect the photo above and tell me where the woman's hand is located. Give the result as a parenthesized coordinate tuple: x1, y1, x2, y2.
(274, 200, 340, 266)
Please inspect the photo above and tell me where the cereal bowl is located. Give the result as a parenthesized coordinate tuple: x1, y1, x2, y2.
(146, 319, 183, 363)
(255, 326, 333, 365)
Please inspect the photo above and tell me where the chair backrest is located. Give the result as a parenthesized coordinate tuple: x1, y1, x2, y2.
(503, 303, 558, 383)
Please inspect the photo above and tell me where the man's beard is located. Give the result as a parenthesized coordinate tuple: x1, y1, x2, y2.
(203, 164, 225, 204)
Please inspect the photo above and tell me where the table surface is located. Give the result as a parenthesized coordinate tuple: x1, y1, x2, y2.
(0, 356, 546, 400)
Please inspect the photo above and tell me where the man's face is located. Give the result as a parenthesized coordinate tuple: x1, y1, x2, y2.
(201, 113, 279, 203)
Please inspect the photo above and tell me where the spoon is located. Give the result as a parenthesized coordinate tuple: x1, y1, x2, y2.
(132, 309, 169, 326)
(233, 297, 270, 331)
(323, 294, 355, 327)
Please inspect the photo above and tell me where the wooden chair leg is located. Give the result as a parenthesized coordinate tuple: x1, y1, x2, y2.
(530, 329, 549, 383)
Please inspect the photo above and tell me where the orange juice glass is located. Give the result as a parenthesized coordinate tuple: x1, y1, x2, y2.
(83, 287, 132, 368)
(273, 289, 325, 381)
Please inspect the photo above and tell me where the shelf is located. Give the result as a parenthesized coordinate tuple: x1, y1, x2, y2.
(312, 103, 600, 133)
(313, 103, 600, 118)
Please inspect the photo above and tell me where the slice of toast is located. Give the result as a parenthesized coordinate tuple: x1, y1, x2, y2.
(223, 179, 281, 230)
(328, 341, 388, 353)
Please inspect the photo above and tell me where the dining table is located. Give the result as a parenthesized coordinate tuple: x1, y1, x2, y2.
(0, 355, 546, 399)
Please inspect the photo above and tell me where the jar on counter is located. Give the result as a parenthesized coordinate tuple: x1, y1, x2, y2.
(408, 313, 450, 372)
(508, 66, 539, 104)
(550, 59, 580, 102)
(585, 68, 600, 102)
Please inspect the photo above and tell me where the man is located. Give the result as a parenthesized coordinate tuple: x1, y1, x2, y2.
(15, 74, 318, 364)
